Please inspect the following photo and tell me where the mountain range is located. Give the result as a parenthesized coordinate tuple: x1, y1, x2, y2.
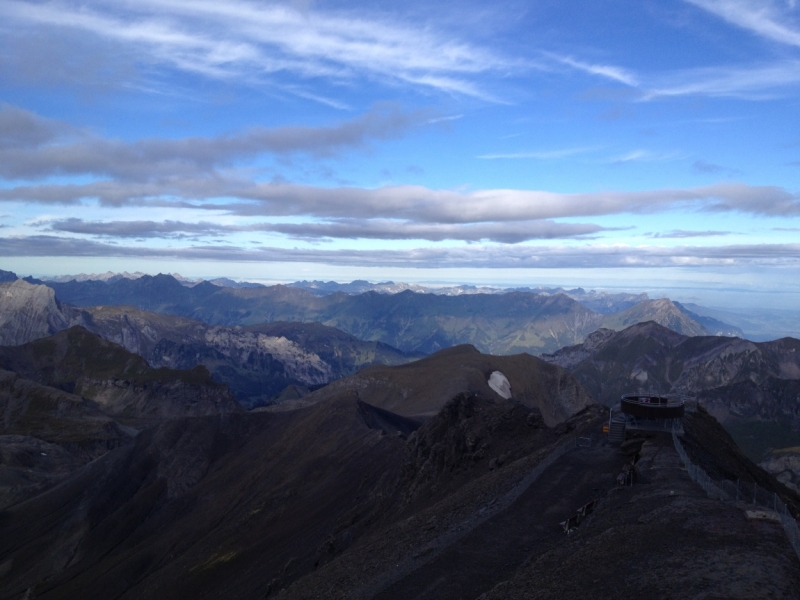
(0, 280, 419, 408)
(19, 273, 742, 354)
(2, 266, 800, 597)
(1, 322, 797, 599)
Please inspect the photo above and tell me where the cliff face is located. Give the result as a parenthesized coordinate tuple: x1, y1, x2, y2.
(0, 280, 75, 345)
(79, 306, 416, 408)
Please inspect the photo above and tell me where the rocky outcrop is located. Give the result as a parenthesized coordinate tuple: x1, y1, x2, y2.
(0, 280, 76, 345)
(542, 321, 800, 460)
(401, 393, 545, 500)
(0, 327, 242, 419)
(79, 306, 416, 408)
(288, 344, 593, 426)
(760, 447, 800, 493)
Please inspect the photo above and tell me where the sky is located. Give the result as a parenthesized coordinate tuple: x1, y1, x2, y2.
(1, 0, 799, 308)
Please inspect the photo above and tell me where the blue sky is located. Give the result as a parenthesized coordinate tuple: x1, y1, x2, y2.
(0, 0, 799, 308)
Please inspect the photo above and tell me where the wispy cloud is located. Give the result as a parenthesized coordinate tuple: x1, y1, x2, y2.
(545, 53, 639, 86)
(477, 146, 599, 160)
(609, 149, 686, 163)
(648, 229, 732, 238)
(692, 160, 742, 176)
(642, 61, 800, 100)
(686, 0, 800, 47)
(0, 0, 517, 99)
(428, 114, 464, 124)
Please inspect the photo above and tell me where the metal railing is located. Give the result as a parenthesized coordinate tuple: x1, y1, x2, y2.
(672, 429, 800, 562)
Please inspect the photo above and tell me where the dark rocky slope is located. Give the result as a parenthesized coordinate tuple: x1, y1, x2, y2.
(0, 342, 594, 599)
(479, 420, 800, 600)
(279, 343, 592, 424)
(280, 405, 800, 600)
(0, 327, 242, 513)
(1, 348, 798, 599)
(0, 327, 241, 419)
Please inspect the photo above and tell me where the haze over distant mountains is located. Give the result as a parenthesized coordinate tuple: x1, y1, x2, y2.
(16, 272, 743, 355)
(28, 269, 794, 340)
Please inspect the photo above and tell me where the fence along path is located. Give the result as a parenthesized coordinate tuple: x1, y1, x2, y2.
(672, 429, 800, 562)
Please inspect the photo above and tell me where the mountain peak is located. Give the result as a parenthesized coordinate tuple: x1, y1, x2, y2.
(0, 280, 72, 345)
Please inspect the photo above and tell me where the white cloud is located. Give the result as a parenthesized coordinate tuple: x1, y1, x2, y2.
(643, 61, 800, 100)
(4, 179, 797, 222)
(477, 146, 599, 160)
(43, 217, 612, 244)
(3, 235, 799, 269)
(545, 53, 639, 86)
(686, 0, 800, 47)
(0, 0, 517, 99)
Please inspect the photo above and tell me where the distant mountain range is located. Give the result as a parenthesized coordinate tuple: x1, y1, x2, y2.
(37, 271, 650, 311)
(542, 321, 800, 460)
(14, 273, 742, 355)
(0, 280, 418, 408)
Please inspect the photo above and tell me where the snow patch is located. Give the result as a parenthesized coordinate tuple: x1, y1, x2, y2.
(488, 371, 512, 399)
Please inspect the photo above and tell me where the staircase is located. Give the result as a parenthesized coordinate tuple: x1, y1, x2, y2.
(608, 416, 626, 445)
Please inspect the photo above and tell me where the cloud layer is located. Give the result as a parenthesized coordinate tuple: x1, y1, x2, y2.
(3, 235, 799, 269)
(0, 103, 430, 181)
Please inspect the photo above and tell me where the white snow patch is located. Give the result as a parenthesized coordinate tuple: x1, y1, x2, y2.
(488, 371, 512, 399)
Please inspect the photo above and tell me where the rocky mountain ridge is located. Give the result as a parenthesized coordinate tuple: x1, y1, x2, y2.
(0, 280, 419, 408)
(21, 274, 742, 355)
(542, 321, 800, 460)
(760, 447, 800, 493)
(288, 343, 593, 425)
